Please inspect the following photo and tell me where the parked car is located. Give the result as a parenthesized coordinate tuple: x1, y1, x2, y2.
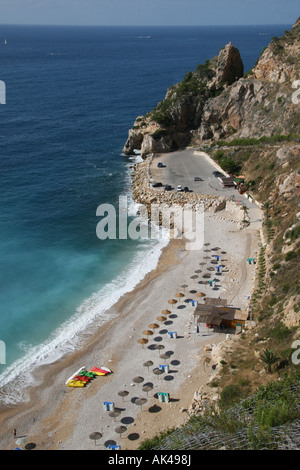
(157, 162, 166, 168)
(194, 177, 202, 181)
(164, 184, 172, 191)
(152, 182, 163, 187)
(212, 171, 225, 178)
(177, 185, 183, 192)
(183, 186, 191, 192)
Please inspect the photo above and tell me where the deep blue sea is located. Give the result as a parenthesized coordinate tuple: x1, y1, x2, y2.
(0, 24, 290, 404)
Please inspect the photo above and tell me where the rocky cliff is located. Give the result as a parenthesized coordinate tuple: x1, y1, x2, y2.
(123, 42, 244, 157)
(123, 20, 300, 157)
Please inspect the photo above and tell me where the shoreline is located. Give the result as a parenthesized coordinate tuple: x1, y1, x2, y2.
(0, 203, 261, 450)
(0, 149, 262, 450)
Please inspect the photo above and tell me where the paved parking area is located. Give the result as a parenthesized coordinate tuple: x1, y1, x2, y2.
(150, 149, 245, 203)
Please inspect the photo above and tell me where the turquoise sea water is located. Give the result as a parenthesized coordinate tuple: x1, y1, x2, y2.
(0, 24, 290, 404)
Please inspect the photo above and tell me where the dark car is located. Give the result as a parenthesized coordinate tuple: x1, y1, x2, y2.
(183, 186, 190, 192)
(164, 184, 172, 191)
(157, 162, 166, 168)
(212, 171, 225, 178)
(194, 177, 202, 181)
(152, 182, 163, 187)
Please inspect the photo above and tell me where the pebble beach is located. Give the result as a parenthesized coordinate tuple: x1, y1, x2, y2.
(0, 195, 262, 450)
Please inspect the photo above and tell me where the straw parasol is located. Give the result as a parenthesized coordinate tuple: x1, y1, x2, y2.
(135, 397, 147, 411)
(161, 309, 171, 315)
(175, 292, 184, 301)
(181, 284, 188, 292)
(89, 432, 102, 447)
(148, 323, 159, 330)
(143, 360, 153, 371)
(157, 315, 166, 324)
(115, 426, 127, 438)
(142, 384, 153, 396)
(160, 352, 171, 364)
(155, 344, 165, 356)
(142, 329, 153, 338)
(118, 390, 129, 402)
(190, 275, 198, 280)
(153, 368, 163, 379)
(196, 292, 206, 298)
(109, 410, 121, 421)
(133, 376, 144, 386)
(137, 338, 148, 348)
(168, 299, 178, 308)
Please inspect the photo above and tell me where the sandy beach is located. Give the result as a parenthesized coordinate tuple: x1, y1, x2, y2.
(0, 197, 262, 450)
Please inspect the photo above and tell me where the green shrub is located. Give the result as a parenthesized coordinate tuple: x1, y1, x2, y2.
(151, 129, 169, 140)
(285, 251, 298, 262)
(269, 322, 293, 341)
(219, 385, 244, 410)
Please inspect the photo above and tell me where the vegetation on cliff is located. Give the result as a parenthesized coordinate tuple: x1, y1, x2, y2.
(133, 19, 300, 450)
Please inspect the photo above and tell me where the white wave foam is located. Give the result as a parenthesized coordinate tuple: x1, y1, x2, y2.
(0, 161, 170, 406)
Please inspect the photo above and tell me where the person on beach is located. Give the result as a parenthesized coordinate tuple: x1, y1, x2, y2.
(13, 429, 17, 438)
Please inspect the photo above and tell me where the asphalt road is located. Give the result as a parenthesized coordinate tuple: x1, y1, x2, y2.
(150, 149, 245, 203)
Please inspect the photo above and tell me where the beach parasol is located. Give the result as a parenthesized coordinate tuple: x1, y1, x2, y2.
(143, 360, 153, 371)
(196, 292, 206, 298)
(190, 275, 198, 279)
(157, 316, 166, 324)
(15, 437, 27, 447)
(154, 344, 165, 356)
(181, 284, 188, 292)
(89, 432, 102, 447)
(135, 397, 147, 411)
(118, 390, 129, 402)
(142, 384, 153, 396)
(168, 299, 178, 308)
(137, 338, 148, 348)
(148, 323, 159, 330)
(175, 293, 184, 301)
(142, 329, 153, 338)
(160, 352, 171, 364)
(161, 309, 171, 315)
(109, 410, 121, 421)
(115, 426, 127, 438)
(153, 368, 163, 379)
(133, 376, 144, 387)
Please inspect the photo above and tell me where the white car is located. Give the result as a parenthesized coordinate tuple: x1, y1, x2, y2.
(177, 185, 182, 192)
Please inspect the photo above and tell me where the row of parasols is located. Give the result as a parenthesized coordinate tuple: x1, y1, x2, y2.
(90, 296, 193, 445)
(89, 246, 220, 446)
(137, 292, 205, 349)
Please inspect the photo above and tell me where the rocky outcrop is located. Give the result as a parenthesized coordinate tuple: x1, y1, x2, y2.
(123, 42, 244, 158)
(123, 20, 300, 156)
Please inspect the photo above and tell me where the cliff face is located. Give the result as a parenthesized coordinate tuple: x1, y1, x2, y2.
(199, 20, 300, 141)
(123, 20, 300, 157)
(123, 42, 244, 157)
